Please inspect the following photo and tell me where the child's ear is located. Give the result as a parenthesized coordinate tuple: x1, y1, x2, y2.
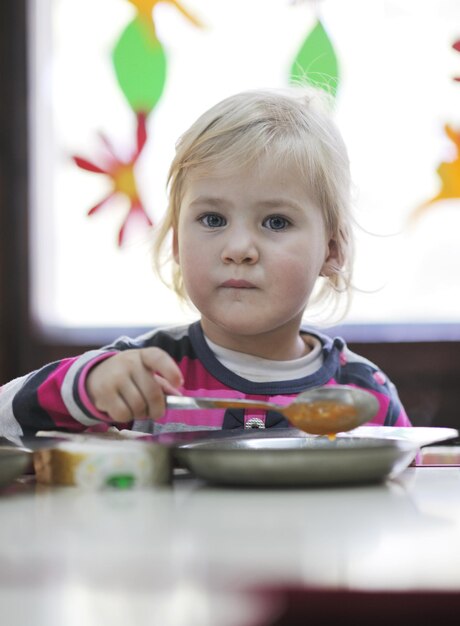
(173, 230, 180, 263)
(320, 238, 342, 277)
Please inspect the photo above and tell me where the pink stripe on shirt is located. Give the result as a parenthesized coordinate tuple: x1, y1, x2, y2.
(156, 409, 225, 427)
(37, 358, 86, 431)
(177, 357, 228, 391)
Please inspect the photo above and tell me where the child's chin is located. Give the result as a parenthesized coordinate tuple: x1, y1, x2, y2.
(218, 317, 274, 337)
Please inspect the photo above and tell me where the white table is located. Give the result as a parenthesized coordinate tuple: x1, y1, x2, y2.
(1, 464, 460, 626)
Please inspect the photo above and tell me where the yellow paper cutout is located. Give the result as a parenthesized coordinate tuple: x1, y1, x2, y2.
(127, 0, 203, 30)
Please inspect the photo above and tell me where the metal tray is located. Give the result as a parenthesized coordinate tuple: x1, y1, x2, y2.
(173, 434, 418, 487)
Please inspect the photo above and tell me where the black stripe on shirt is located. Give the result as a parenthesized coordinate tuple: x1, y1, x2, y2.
(12, 362, 67, 436)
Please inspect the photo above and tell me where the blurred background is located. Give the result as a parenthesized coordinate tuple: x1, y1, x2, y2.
(1, 0, 460, 431)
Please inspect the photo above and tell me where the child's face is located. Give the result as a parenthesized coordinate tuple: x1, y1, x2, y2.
(175, 156, 338, 354)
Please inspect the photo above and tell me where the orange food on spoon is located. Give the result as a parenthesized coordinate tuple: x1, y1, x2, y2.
(282, 401, 358, 437)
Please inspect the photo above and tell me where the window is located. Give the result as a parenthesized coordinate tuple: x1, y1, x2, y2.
(28, 0, 460, 339)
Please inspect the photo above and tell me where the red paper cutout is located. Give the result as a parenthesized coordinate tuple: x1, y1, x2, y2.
(73, 112, 152, 246)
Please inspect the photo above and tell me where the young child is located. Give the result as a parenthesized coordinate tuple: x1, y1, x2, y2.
(0, 87, 411, 440)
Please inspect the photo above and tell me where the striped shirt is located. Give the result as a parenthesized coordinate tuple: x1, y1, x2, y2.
(0, 321, 411, 439)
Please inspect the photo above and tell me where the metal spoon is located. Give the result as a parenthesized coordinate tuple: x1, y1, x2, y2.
(166, 385, 379, 435)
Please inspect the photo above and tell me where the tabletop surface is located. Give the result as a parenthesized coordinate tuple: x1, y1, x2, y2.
(1, 461, 460, 626)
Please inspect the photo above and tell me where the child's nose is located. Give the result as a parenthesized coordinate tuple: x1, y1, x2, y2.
(221, 230, 259, 264)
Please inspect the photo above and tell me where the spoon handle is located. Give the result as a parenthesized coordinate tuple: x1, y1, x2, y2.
(166, 396, 276, 411)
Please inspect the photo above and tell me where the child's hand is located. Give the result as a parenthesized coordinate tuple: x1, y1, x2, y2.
(85, 348, 184, 423)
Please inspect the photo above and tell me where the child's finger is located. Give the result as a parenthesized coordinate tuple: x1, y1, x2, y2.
(101, 393, 136, 424)
(140, 348, 184, 389)
(127, 367, 169, 420)
(154, 374, 183, 397)
(117, 377, 153, 420)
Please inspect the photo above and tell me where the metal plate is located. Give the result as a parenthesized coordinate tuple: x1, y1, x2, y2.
(173, 435, 419, 486)
(155, 425, 459, 449)
(0, 446, 32, 489)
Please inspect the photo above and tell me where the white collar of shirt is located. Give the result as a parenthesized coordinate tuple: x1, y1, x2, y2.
(204, 334, 323, 382)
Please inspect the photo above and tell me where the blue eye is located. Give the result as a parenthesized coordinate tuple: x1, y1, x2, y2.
(264, 215, 290, 230)
(200, 213, 226, 228)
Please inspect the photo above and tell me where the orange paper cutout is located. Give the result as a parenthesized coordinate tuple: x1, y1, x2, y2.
(127, 0, 203, 30)
(410, 124, 460, 223)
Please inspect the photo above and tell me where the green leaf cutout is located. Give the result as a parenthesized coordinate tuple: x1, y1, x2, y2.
(112, 17, 167, 115)
(289, 19, 339, 98)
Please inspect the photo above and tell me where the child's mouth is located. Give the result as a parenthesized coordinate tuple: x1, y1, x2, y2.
(221, 279, 256, 289)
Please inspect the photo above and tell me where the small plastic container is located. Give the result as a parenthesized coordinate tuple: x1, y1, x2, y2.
(33, 439, 171, 489)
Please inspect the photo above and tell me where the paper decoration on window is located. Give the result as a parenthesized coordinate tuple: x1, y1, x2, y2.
(73, 112, 151, 246)
(112, 16, 167, 115)
(410, 125, 460, 223)
(454, 39, 460, 82)
(410, 38, 460, 223)
(289, 18, 340, 98)
(73, 0, 202, 246)
(73, 1, 338, 245)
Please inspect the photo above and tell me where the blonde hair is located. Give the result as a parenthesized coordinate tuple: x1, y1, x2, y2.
(153, 87, 354, 324)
